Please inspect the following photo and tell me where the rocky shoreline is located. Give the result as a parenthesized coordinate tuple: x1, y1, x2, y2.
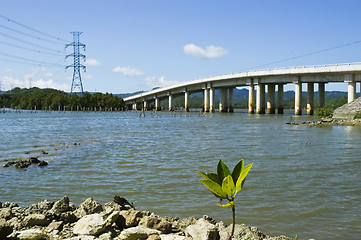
(0, 196, 295, 240)
(297, 118, 361, 126)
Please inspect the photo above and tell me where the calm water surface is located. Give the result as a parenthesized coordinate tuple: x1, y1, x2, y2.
(1, 111, 360, 240)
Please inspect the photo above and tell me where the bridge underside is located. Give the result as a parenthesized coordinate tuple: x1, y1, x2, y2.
(124, 65, 361, 115)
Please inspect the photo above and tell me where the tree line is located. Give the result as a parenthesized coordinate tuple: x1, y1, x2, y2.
(0, 87, 125, 111)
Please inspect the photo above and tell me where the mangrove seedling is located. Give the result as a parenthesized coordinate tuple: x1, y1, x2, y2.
(197, 159, 253, 239)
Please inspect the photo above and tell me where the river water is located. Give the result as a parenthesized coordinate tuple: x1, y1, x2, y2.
(0, 110, 360, 239)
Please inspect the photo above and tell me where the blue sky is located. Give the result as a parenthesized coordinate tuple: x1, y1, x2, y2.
(1, 0, 361, 93)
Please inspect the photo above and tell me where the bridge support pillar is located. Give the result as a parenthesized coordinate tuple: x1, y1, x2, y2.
(143, 101, 148, 111)
(204, 89, 210, 112)
(248, 83, 255, 114)
(169, 95, 174, 111)
(256, 84, 265, 114)
(278, 84, 284, 114)
(219, 88, 228, 112)
(346, 74, 356, 103)
(209, 88, 215, 112)
(229, 88, 234, 112)
(184, 92, 189, 112)
(295, 80, 302, 115)
(132, 103, 137, 111)
(267, 84, 275, 114)
(155, 98, 161, 111)
(307, 83, 314, 115)
(318, 83, 325, 107)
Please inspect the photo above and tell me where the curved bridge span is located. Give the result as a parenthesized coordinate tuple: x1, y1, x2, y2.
(124, 63, 361, 115)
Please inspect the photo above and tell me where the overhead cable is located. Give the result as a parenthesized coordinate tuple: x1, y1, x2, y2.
(0, 14, 68, 43)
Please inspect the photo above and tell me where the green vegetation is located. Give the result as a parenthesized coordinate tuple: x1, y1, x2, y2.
(197, 159, 253, 238)
(0, 87, 125, 111)
(316, 107, 333, 118)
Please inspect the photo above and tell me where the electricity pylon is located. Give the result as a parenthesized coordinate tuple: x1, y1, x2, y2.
(66, 32, 86, 94)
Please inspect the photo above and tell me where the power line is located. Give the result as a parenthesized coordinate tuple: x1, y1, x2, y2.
(0, 52, 66, 67)
(243, 40, 361, 71)
(0, 32, 63, 54)
(0, 14, 68, 43)
(0, 40, 64, 56)
(0, 24, 64, 45)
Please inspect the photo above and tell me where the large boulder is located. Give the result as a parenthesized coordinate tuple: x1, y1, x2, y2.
(333, 97, 361, 120)
(0, 208, 13, 220)
(118, 226, 161, 240)
(16, 228, 47, 240)
(26, 200, 54, 215)
(118, 209, 148, 228)
(0, 219, 13, 239)
(73, 213, 106, 236)
(74, 198, 103, 218)
(23, 214, 50, 227)
(139, 215, 173, 234)
(186, 217, 219, 240)
(48, 196, 71, 217)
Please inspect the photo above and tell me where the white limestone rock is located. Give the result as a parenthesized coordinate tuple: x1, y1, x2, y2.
(118, 226, 161, 240)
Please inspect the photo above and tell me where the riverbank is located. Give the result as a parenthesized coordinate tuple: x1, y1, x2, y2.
(299, 118, 361, 126)
(0, 196, 295, 240)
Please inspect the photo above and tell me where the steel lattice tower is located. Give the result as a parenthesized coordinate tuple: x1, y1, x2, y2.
(66, 32, 86, 94)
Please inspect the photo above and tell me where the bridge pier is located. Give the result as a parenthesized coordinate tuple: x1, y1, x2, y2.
(143, 100, 148, 111)
(204, 89, 210, 112)
(219, 88, 228, 112)
(229, 88, 234, 112)
(155, 98, 161, 111)
(346, 74, 356, 103)
(307, 83, 314, 115)
(256, 83, 265, 114)
(278, 84, 284, 114)
(209, 88, 215, 112)
(295, 80, 302, 115)
(184, 92, 189, 112)
(169, 94, 174, 111)
(248, 82, 255, 114)
(267, 84, 275, 114)
(318, 82, 325, 107)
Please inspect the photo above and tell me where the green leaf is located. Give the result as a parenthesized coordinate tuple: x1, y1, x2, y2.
(207, 172, 221, 185)
(196, 171, 209, 179)
(235, 163, 253, 190)
(200, 179, 227, 199)
(222, 175, 235, 196)
(217, 201, 235, 208)
(217, 159, 231, 183)
(231, 159, 244, 184)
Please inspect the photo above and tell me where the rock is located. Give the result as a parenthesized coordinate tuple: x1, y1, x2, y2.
(48, 196, 71, 216)
(104, 202, 123, 214)
(114, 195, 134, 209)
(15, 160, 31, 168)
(37, 161, 48, 166)
(26, 200, 54, 215)
(139, 215, 173, 234)
(160, 234, 187, 240)
(118, 209, 148, 228)
(118, 226, 161, 240)
(64, 236, 95, 240)
(0, 208, 13, 220)
(0, 219, 13, 239)
(186, 217, 219, 240)
(73, 198, 103, 218)
(23, 214, 50, 227)
(73, 213, 106, 236)
(16, 228, 47, 240)
(46, 220, 64, 232)
(333, 97, 361, 120)
(29, 157, 40, 164)
(60, 211, 78, 223)
(148, 234, 162, 240)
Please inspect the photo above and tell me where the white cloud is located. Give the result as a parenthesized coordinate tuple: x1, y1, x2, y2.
(1, 76, 69, 91)
(183, 43, 228, 58)
(145, 76, 179, 89)
(83, 74, 93, 80)
(113, 66, 144, 76)
(85, 58, 101, 66)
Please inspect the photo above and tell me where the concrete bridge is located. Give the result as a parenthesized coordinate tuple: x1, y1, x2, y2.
(124, 62, 361, 115)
